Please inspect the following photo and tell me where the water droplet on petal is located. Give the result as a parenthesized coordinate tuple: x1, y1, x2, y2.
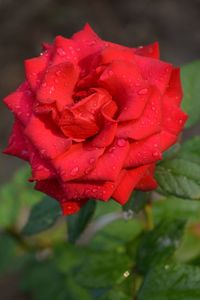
(56, 47, 66, 56)
(42, 82, 47, 87)
(89, 158, 95, 164)
(117, 139, 126, 147)
(138, 88, 148, 95)
(153, 151, 160, 158)
(70, 166, 79, 176)
(108, 146, 116, 153)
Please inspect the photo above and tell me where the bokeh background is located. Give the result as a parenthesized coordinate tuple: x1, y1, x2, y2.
(0, 0, 200, 298)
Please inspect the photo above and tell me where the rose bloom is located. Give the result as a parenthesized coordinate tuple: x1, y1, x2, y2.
(4, 24, 187, 215)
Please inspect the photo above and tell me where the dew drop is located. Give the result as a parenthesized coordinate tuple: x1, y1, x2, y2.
(56, 70, 61, 76)
(41, 82, 47, 87)
(70, 166, 79, 175)
(89, 158, 95, 164)
(153, 151, 160, 158)
(85, 168, 91, 175)
(56, 47, 66, 56)
(138, 88, 148, 95)
(108, 146, 116, 153)
(117, 139, 126, 147)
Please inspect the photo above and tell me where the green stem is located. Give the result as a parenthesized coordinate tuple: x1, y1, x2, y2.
(144, 203, 154, 230)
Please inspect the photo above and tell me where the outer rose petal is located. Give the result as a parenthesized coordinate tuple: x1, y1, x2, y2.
(100, 46, 135, 64)
(51, 36, 78, 66)
(52, 143, 104, 181)
(72, 23, 106, 74)
(124, 134, 162, 168)
(24, 47, 53, 91)
(134, 42, 160, 59)
(162, 99, 188, 135)
(135, 164, 158, 190)
(4, 120, 29, 161)
(3, 84, 34, 126)
(27, 144, 55, 181)
(164, 68, 183, 106)
(112, 165, 149, 204)
(25, 115, 71, 159)
(61, 180, 116, 202)
(135, 54, 172, 94)
(82, 139, 129, 181)
(35, 179, 87, 215)
(37, 62, 79, 110)
(159, 131, 178, 151)
(117, 87, 162, 140)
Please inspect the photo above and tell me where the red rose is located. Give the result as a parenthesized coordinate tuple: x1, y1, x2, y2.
(4, 24, 187, 215)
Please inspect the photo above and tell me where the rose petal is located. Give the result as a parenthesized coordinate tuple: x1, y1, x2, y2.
(61, 180, 116, 202)
(51, 35, 78, 66)
(135, 164, 158, 190)
(90, 119, 117, 148)
(24, 47, 53, 91)
(25, 115, 71, 159)
(162, 99, 188, 135)
(124, 135, 162, 168)
(3, 85, 34, 126)
(59, 108, 99, 140)
(135, 54, 172, 94)
(112, 165, 149, 204)
(164, 68, 183, 106)
(134, 42, 160, 59)
(99, 60, 150, 121)
(37, 62, 79, 110)
(52, 143, 104, 181)
(100, 45, 135, 64)
(27, 144, 55, 181)
(117, 87, 162, 140)
(83, 139, 129, 181)
(3, 120, 29, 160)
(72, 23, 105, 74)
(159, 130, 178, 151)
(35, 179, 87, 215)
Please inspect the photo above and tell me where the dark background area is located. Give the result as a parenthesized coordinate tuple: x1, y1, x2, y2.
(0, 0, 200, 298)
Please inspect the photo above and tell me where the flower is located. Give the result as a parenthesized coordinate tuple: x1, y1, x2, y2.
(3, 24, 187, 215)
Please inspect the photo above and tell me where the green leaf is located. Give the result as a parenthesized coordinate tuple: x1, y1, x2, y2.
(156, 137, 200, 199)
(22, 196, 61, 235)
(67, 200, 96, 243)
(181, 60, 200, 128)
(75, 251, 131, 288)
(54, 243, 88, 273)
(153, 197, 200, 223)
(90, 218, 143, 251)
(123, 191, 150, 213)
(138, 263, 200, 300)
(0, 166, 41, 228)
(22, 259, 92, 300)
(136, 220, 186, 274)
(99, 289, 131, 300)
(0, 184, 20, 227)
(0, 234, 17, 274)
